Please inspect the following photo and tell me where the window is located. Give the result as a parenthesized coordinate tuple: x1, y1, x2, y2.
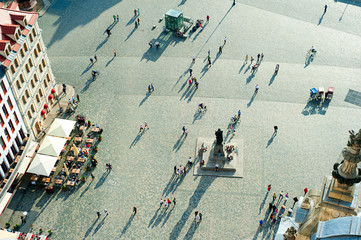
(39, 89, 43, 97)
(32, 28, 37, 37)
(0, 94, 2, 103)
(19, 128, 25, 139)
(13, 112, 19, 125)
(25, 89, 30, 98)
(34, 74, 38, 82)
(20, 48, 24, 58)
(22, 96, 26, 104)
(10, 145, 17, 156)
(31, 104, 35, 113)
(29, 58, 33, 68)
(16, 80, 21, 90)
(7, 97, 13, 110)
(43, 80, 48, 88)
(37, 43, 41, 52)
(5, 49, 9, 56)
(27, 111, 31, 119)
(25, 64, 30, 73)
(1, 161, 8, 173)
(0, 114, 3, 126)
(39, 64, 43, 73)
(4, 128, 10, 141)
(0, 137, 5, 150)
(24, 43, 28, 52)
(8, 120, 14, 133)
(14, 58, 19, 68)
(10, 65, 15, 74)
(15, 137, 21, 149)
(29, 33, 33, 43)
(0, 81, 6, 94)
(36, 94, 40, 103)
(20, 74, 25, 83)
(2, 105, 9, 118)
(6, 153, 12, 165)
(31, 79, 35, 88)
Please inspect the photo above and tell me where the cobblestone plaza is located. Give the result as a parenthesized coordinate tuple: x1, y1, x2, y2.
(7, 0, 361, 239)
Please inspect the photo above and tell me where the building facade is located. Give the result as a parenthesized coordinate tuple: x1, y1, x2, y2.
(0, 69, 27, 180)
(0, 2, 56, 137)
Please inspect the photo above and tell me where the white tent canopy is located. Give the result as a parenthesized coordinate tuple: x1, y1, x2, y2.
(37, 136, 67, 157)
(27, 154, 58, 176)
(47, 118, 76, 138)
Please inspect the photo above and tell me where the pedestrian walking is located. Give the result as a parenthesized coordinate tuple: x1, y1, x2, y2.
(135, 21, 138, 28)
(259, 219, 263, 227)
(188, 79, 192, 86)
(134, 9, 137, 16)
(293, 196, 299, 207)
(106, 29, 111, 37)
(133, 206, 137, 215)
(273, 218, 277, 224)
(206, 15, 210, 22)
(150, 83, 154, 91)
(268, 202, 273, 211)
(261, 53, 264, 60)
(189, 68, 193, 76)
(137, 8, 140, 15)
(113, 49, 116, 57)
(104, 209, 108, 216)
(182, 126, 186, 134)
(324, 5, 327, 13)
(238, 110, 241, 118)
(164, 199, 168, 208)
(257, 53, 260, 62)
(274, 126, 278, 133)
(195, 214, 200, 222)
(192, 56, 195, 63)
(113, 15, 116, 22)
(149, 41, 153, 48)
(224, 37, 227, 44)
(21, 216, 26, 223)
(148, 84, 151, 93)
(72, 96, 75, 103)
(96, 210, 101, 218)
(208, 58, 211, 66)
(174, 165, 177, 174)
(219, 46, 222, 53)
(173, 198, 176, 205)
(267, 184, 272, 191)
(94, 54, 97, 62)
(144, 121, 149, 129)
(185, 129, 188, 137)
(167, 198, 171, 205)
(155, 41, 160, 49)
(273, 192, 277, 201)
(250, 56, 254, 63)
(91, 173, 95, 181)
(245, 55, 248, 63)
(304, 187, 308, 195)
(139, 124, 143, 132)
(76, 94, 80, 102)
(279, 191, 284, 199)
(160, 199, 163, 207)
(285, 193, 289, 200)
(116, 15, 119, 21)
(195, 211, 198, 217)
(255, 84, 259, 93)
(90, 57, 94, 64)
(137, 18, 140, 25)
(195, 81, 199, 88)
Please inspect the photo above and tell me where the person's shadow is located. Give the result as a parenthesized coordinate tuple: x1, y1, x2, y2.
(247, 92, 257, 108)
(318, 12, 325, 25)
(119, 214, 135, 237)
(139, 92, 151, 107)
(266, 132, 276, 148)
(269, 74, 276, 86)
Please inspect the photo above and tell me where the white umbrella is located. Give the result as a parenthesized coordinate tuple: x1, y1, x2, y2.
(37, 136, 67, 157)
(23, 211, 28, 216)
(27, 154, 57, 176)
(47, 118, 76, 138)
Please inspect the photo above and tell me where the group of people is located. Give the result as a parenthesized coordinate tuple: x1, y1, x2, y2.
(160, 198, 176, 208)
(174, 165, 187, 175)
(139, 122, 149, 132)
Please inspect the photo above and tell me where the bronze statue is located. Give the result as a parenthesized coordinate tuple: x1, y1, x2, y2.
(215, 129, 223, 145)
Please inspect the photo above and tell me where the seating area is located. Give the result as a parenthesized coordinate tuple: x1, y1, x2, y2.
(28, 116, 102, 191)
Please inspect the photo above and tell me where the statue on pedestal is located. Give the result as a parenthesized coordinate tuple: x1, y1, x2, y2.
(332, 129, 361, 186)
(215, 129, 223, 145)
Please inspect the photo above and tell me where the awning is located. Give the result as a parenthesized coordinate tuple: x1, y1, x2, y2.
(0, 229, 18, 239)
(37, 136, 67, 157)
(27, 154, 57, 176)
(17, 157, 32, 175)
(47, 118, 76, 138)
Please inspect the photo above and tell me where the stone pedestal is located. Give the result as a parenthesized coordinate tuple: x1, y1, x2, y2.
(193, 137, 243, 178)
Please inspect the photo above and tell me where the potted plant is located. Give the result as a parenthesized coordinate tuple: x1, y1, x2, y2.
(86, 165, 91, 171)
(13, 224, 20, 231)
(98, 135, 102, 141)
(94, 146, 98, 152)
(5, 222, 10, 228)
(90, 154, 95, 160)
(81, 176, 86, 182)
(48, 229, 52, 235)
(61, 186, 67, 191)
(39, 228, 43, 234)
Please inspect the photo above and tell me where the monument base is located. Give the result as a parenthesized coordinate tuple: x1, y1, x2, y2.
(193, 137, 243, 178)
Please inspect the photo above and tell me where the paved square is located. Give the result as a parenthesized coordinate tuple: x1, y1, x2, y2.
(5, 0, 361, 239)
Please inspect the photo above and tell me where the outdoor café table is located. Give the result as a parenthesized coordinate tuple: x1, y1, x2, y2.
(55, 179, 63, 185)
(91, 127, 100, 132)
(86, 138, 94, 144)
(30, 175, 38, 181)
(9, 168, 14, 173)
(66, 180, 75, 187)
(79, 125, 85, 131)
(72, 169, 80, 174)
(81, 148, 89, 154)
(66, 156, 74, 162)
(42, 177, 50, 184)
(74, 137, 82, 143)
(77, 158, 85, 163)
